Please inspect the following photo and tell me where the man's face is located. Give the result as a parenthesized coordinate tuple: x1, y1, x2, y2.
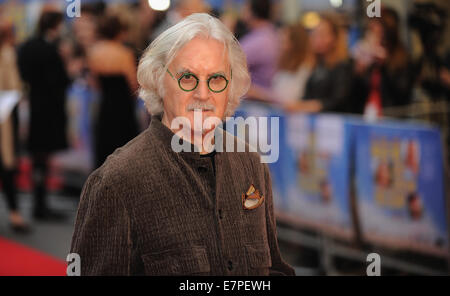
(162, 36, 231, 133)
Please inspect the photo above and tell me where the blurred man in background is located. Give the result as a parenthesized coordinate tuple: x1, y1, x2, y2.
(17, 10, 70, 221)
(240, 0, 280, 103)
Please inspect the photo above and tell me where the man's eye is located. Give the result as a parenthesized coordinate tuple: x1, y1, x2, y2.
(183, 74, 194, 79)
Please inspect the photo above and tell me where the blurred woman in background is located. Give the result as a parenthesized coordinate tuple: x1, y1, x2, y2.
(351, 8, 413, 116)
(272, 23, 313, 105)
(285, 14, 353, 113)
(0, 21, 29, 232)
(88, 14, 139, 169)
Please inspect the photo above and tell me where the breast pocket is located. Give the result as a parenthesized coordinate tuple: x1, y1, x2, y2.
(245, 243, 272, 276)
(242, 201, 268, 243)
(141, 246, 210, 276)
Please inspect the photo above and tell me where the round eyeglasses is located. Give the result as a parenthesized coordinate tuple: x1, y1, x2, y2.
(166, 69, 230, 93)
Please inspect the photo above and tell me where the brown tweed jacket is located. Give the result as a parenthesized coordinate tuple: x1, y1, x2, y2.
(70, 115, 295, 276)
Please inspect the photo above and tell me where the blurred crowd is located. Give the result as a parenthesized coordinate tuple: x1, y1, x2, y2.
(0, 0, 449, 234)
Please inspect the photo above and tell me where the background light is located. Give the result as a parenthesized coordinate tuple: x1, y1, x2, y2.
(302, 11, 321, 30)
(148, 0, 171, 11)
(330, 0, 343, 8)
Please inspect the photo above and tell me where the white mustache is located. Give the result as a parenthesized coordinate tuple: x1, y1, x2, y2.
(186, 102, 216, 112)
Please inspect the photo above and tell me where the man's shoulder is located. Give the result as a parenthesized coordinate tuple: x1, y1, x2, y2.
(92, 128, 160, 185)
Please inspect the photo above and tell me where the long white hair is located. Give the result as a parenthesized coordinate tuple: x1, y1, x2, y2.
(137, 13, 250, 117)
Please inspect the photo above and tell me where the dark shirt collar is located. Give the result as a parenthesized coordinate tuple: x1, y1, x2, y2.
(148, 114, 222, 160)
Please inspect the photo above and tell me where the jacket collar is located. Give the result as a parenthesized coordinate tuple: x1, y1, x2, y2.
(148, 114, 226, 161)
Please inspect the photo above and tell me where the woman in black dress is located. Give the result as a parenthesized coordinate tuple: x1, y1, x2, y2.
(88, 15, 139, 169)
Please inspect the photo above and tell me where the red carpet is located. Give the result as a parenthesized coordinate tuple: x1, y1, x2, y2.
(0, 237, 66, 276)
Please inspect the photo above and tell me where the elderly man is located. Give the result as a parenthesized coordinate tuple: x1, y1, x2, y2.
(70, 13, 294, 276)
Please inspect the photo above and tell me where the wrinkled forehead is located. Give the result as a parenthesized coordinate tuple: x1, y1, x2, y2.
(169, 36, 231, 74)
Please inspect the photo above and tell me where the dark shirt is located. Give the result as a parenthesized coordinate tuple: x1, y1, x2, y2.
(200, 149, 216, 176)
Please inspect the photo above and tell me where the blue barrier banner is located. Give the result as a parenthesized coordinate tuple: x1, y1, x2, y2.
(281, 113, 354, 239)
(354, 121, 448, 256)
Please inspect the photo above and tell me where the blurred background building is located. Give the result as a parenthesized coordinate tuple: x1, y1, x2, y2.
(0, 0, 449, 275)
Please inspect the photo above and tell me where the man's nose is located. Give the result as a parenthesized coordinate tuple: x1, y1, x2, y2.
(193, 80, 210, 101)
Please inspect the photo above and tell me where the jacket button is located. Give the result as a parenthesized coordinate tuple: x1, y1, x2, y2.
(227, 260, 233, 271)
(218, 209, 223, 219)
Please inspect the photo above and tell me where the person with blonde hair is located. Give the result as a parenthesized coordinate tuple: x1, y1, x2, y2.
(0, 20, 29, 232)
(272, 22, 313, 104)
(70, 13, 295, 276)
(286, 14, 353, 113)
